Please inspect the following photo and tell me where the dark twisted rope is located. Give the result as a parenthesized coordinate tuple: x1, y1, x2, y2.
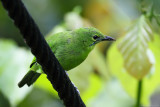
(0, 0, 86, 107)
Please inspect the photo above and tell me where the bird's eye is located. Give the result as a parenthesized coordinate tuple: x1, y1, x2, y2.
(93, 35, 99, 39)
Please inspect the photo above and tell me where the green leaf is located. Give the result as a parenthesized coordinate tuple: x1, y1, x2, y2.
(118, 15, 154, 80)
(138, 0, 160, 26)
(0, 90, 10, 107)
(82, 73, 102, 103)
(0, 39, 32, 106)
(17, 88, 64, 107)
(107, 34, 160, 105)
(138, 0, 160, 14)
(87, 79, 134, 107)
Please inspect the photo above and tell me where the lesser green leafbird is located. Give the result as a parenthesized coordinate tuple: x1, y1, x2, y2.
(18, 27, 115, 87)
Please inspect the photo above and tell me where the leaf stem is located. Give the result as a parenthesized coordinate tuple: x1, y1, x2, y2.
(135, 80, 143, 107)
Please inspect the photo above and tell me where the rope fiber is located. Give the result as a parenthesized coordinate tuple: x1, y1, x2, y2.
(0, 0, 86, 107)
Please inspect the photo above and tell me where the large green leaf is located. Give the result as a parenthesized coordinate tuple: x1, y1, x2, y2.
(107, 34, 160, 105)
(0, 39, 32, 106)
(118, 15, 154, 80)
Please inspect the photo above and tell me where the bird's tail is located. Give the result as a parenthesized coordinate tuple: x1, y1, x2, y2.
(18, 70, 41, 88)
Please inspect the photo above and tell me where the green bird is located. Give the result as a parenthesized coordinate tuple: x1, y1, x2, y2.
(18, 27, 115, 88)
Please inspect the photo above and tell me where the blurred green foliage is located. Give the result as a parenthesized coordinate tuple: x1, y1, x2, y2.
(0, 90, 10, 107)
(0, 0, 160, 107)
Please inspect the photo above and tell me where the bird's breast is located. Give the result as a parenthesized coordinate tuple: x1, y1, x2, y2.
(56, 48, 90, 71)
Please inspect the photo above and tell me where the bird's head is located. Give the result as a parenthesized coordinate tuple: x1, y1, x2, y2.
(76, 27, 115, 48)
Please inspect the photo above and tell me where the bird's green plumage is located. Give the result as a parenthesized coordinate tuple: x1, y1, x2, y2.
(18, 27, 115, 87)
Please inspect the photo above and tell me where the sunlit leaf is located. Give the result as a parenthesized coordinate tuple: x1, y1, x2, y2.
(107, 34, 160, 105)
(17, 88, 64, 107)
(87, 79, 134, 107)
(118, 15, 154, 80)
(82, 74, 102, 103)
(0, 39, 32, 106)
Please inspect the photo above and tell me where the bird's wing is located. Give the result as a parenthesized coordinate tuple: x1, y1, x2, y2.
(46, 31, 71, 54)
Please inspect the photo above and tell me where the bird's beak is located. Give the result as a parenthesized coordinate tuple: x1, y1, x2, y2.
(101, 36, 116, 41)
(89, 36, 115, 46)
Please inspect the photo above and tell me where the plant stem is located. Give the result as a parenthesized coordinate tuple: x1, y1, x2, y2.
(136, 80, 143, 107)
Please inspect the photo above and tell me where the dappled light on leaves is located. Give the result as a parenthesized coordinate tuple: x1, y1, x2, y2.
(118, 15, 154, 80)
